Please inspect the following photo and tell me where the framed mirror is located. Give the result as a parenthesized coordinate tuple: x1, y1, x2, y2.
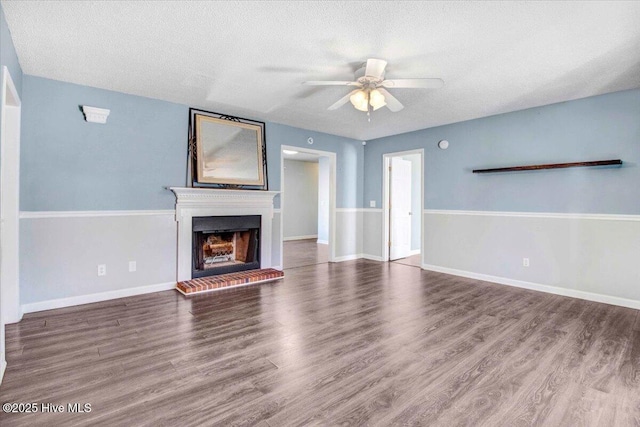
(189, 109, 268, 190)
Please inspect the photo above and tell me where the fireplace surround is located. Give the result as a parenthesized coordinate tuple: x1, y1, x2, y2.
(170, 188, 279, 282)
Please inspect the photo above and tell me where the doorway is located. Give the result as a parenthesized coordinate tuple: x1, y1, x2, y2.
(280, 145, 336, 269)
(383, 149, 424, 265)
(1, 67, 22, 383)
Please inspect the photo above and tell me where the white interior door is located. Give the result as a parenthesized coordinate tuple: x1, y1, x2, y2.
(390, 157, 412, 260)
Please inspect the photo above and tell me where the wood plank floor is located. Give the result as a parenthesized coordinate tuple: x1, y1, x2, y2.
(1, 260, 639, 426)
(283, 239, 328, 269)
(392, 253, 422, 268)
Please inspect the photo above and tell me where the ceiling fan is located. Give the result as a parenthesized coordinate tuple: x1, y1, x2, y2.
(303, 59, 443, 118)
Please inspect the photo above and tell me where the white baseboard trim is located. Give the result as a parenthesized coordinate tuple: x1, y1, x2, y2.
(333, 253, 384, 262)
(421, 264, 640, 310)
(317, 239, 328, 245)
(408, 249, 421, 256)
(21, 281, 177, 314)
(4, 306, 25, 325)
(283, 234, 318, 241)
(333, 254, 361, 262)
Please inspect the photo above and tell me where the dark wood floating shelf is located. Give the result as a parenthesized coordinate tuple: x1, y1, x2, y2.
(473, 159, 622, 174)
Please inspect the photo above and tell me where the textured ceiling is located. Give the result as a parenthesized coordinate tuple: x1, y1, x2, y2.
(3, 1, 640, 140)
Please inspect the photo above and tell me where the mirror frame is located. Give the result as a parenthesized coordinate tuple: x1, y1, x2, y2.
(188, 108, 268, 190)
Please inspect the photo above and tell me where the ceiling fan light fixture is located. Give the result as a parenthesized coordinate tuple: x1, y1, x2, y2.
(305, 58, 443, 114)
(369, 89, 386, 110)
(350, 90, 369, 112)
(353, 102, 368, 112)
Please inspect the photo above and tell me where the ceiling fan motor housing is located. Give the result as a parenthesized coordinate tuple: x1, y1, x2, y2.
(355, 64, 384, 87)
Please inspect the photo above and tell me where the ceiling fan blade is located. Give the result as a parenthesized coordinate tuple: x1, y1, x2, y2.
(377, 88, 404, 112)
(365, 59, 387, 79)
(303, 80, 361, 86)
(328, 89, 360, 110)
(381, 78, 444, 89)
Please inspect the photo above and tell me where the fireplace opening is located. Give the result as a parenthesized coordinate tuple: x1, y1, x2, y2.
(192, 215, 260, 278)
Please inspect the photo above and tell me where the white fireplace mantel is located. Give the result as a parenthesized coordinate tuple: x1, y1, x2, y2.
(170, 187, 279, 281)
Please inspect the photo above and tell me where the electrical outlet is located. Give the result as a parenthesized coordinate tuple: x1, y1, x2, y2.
(97, 264, 107, 276)
(369, 200, 376, 208)
(129, 261, 137, 272)
(522, 258, 530, 267)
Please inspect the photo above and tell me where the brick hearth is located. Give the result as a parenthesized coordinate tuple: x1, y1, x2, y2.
(176, 268, 284, 295)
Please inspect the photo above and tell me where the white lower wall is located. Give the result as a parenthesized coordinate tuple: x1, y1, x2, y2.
(20, 209, 287, 313)
(278, 208, 366, 265)
(422, 210, 640, 308)
(19, 211, 178, 311)
(358, 208, 640, 308)
(334, 209, 363, 260)
(363, 209, 384, 259)
(19, 208, 368, 314)
(23, 208, 638, 313)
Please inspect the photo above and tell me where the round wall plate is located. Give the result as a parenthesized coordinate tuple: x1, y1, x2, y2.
(438, 140, 449, 150)
(307, 137, 314, 145)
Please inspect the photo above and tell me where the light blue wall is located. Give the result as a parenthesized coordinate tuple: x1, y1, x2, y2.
(365, 89, 640, 215)
(21, 76, 188, 211)
(0, 4, 22, 95)
(267, 122, 364, 208)
(20, 76, 365, 211)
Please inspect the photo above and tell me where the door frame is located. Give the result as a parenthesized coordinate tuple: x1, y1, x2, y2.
(280, 145, 337, 267)
(1, 66, 22, 384)
(382, 149, 424, 262)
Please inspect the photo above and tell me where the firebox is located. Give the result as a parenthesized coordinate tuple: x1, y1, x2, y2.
(192, 215, 260, 278)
